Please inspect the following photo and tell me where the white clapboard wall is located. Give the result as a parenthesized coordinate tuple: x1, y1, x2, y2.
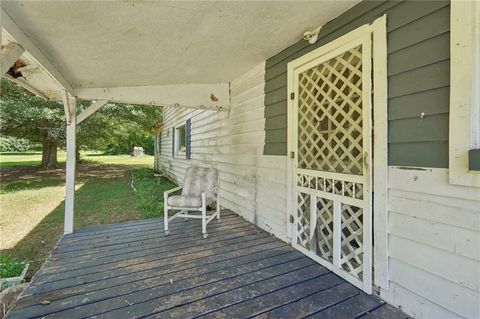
(157, 63, 288, 241)
(381, 167, 480, 319)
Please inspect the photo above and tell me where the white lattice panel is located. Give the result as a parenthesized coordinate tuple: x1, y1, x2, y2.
(296, 192, 311, 249)
(297, 173, 363, 200)
(315, 197, 334, 262)
(297, 46, 364, 175)
(340, 204, 364, 279)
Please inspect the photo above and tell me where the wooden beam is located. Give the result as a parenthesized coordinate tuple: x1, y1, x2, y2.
(74, 83, 230, 111)
(61, 89, 75, 124)
(63, 96, 77, 235)
(0, 41, 24, 75)
(1, 8, 75, 94)
(3, 73, 48, 100)
(77, 100, 108, 124)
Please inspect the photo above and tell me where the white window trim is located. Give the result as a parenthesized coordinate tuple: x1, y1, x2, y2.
(175, 124, 186, 159)
(449, 0, 480, 187)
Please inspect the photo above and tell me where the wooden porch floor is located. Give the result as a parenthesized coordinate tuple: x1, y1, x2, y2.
(7, 211, 410, 319)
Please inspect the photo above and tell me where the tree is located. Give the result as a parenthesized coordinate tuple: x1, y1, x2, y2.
(0, 78, 65, 168)
(76, 103, 162, 155)
(1, 79, 163, 168)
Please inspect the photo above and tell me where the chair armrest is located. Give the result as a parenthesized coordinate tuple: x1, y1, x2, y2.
(164, 186, 182, 200)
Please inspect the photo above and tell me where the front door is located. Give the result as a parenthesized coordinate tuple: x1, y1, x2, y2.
(289, 33, 373, 293)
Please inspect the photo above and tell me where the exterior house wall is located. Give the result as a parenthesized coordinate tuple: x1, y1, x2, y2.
(264, 0, 450, 168)
(157, 63, 289, 241)
(156, 1, 480, 318)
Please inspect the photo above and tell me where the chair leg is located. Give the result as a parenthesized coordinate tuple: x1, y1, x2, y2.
(216, 178, 221, 221)
(201, 194, 207, 238)
(164, 204, 169, 235)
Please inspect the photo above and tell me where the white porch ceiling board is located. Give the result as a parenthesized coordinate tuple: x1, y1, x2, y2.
(1, 1, 359, 90)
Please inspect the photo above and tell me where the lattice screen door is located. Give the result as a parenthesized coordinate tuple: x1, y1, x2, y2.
(291, 34, 373, 293)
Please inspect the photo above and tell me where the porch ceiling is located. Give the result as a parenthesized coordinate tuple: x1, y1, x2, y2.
(1, 1, 358, 98)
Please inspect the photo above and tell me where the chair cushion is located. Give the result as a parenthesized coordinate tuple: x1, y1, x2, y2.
(167, 195, 202, 208)
(182, 166, 218, 201)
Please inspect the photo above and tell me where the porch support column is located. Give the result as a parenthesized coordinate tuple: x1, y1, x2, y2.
(62, 90, 76, 234)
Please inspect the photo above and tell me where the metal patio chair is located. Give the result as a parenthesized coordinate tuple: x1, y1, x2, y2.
(163, 166, 220, 238)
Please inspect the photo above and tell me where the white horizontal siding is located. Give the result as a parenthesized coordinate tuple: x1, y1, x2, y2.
(382, 167, 480, 319)
(156, 62, 288, 240)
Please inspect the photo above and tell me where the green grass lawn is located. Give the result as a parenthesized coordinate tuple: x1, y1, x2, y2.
(0, 151, 153, 168)
(0, 152, 175, 280)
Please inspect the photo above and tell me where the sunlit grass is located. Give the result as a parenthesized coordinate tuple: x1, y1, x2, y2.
(0, 151, 153, 168)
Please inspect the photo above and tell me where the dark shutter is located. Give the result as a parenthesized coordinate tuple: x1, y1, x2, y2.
(185, 119, 191, 160)
(157, 133, 161, 154)
(172, 127, 175, 157)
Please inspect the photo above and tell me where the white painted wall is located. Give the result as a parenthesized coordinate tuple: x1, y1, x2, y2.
(380, 167, 480, 319)
(157, 63, 288, 241)
(156, 63, 480, 319)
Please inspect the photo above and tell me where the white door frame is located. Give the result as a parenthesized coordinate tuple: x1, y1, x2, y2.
(286, 15, 388, 291)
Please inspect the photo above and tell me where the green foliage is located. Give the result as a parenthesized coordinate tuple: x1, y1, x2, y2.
(0, 255, 26, 278)
(75, 101, 162, 155)
(0, 79, 65, 145)
(1, 79, 163, 157)
(131, 168, 177, 218)
(0, 136, 34, 152)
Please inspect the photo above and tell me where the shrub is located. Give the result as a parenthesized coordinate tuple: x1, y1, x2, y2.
(0, 136, 34, 152)
(0, 256, 26, 278)
(131, 168, 177, 218)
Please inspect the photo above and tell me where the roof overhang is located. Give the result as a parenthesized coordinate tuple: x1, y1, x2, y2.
(1, 1, 359, 108)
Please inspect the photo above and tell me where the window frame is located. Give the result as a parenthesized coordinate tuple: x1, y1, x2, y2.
(449, 0, 480, 187)
(175, 124, 187, 158)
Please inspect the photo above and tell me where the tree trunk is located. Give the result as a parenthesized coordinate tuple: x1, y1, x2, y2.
(41, 133, 58, 169)
(76, 145, 81, 163)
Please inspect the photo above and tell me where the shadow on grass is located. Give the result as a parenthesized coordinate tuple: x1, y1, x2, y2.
(0, 152, 41, 156)
(0, 178, 65, 193)
(0, 161, 43, 169)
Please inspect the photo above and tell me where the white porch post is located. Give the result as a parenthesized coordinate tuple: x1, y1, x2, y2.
(62, 90, 76, 234)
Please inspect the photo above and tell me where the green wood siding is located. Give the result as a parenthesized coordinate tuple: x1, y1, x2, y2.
(263, 0, 450, 168)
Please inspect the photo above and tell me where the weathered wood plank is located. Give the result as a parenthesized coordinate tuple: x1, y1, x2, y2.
(151, 264, 327, 319)
(307, 293, 385, 318)
(31, 232, 275, 286)
(253, 282, 359, 318)
(359, 304, 412, 318)
(45, 224, 257, 268)
(59, 218, 241, 249)
(25, 239, 283, 296)
(99, 261, 322, 319)
(42, 227, 264, 275)
(200, 273, 343, 318)
(15, 247, 295, 310)
(10, 252, 306, 319)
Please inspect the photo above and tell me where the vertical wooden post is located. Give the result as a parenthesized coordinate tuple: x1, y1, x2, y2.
(62, 90, 76, 234)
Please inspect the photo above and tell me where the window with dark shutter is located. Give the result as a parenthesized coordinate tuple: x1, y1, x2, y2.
(186, 119, 191, 160)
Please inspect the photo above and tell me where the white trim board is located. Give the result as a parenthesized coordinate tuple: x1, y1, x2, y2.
(449, 0, 480, 187)
(286, 15, 389, 290)
(74, 84, 230, 111)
